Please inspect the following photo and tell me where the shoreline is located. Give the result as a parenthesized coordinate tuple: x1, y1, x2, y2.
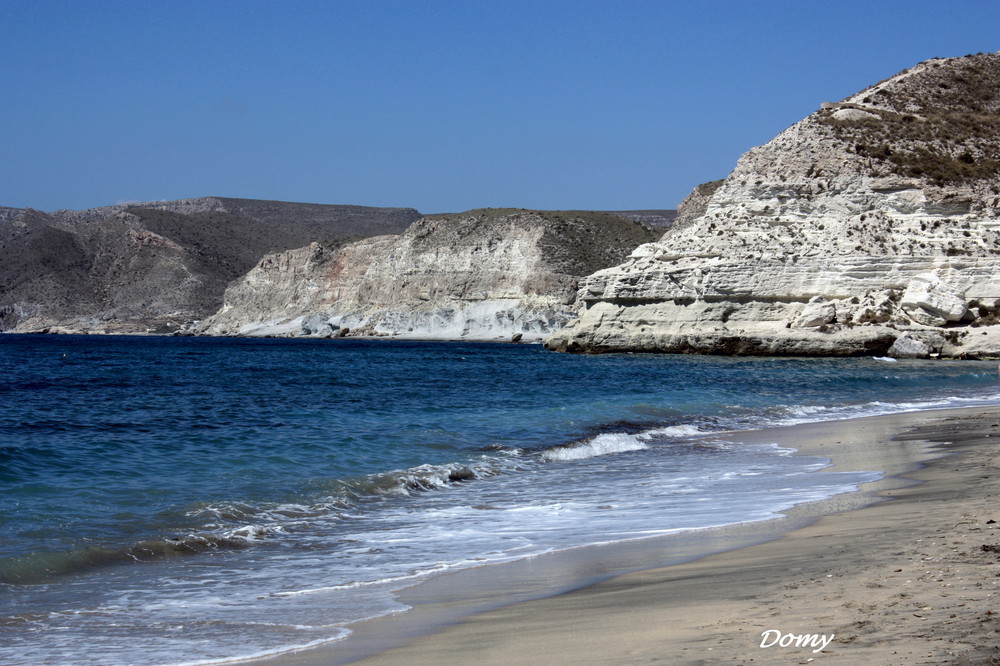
(0, 331, 539, 345)
(251, 405, 1000, 665)
(4, 331, 1000, 360)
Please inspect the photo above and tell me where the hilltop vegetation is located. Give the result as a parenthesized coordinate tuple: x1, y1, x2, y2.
(816, 52, 1000, 185)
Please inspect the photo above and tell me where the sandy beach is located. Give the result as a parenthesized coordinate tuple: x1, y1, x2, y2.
(261, 406, 1000, 665)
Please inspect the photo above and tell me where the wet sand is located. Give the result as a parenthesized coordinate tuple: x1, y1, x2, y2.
(260, 406, 1000, 665)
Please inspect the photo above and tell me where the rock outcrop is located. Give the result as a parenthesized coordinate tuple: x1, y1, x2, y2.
(0, 198, 421, 334)
(198, 209, 659, 342)
(546, 52, 1000, 358)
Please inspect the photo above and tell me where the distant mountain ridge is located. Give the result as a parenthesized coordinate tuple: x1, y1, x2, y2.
(51, 196, 423, 237)
(0, 197, 422, 333)
(0, 197, 676, 336)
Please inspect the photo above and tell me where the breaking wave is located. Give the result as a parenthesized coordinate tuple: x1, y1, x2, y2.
(541, 432, 649, 461)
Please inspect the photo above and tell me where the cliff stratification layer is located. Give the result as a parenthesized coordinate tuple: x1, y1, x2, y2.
(546, 53, 1000, 358)
(198, 209, 659, 341)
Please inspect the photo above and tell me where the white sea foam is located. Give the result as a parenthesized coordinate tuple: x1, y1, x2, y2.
(270, 569, 444, 596)
(639, 424, 714, 439)
(176, 629, 353, 666)
(223, 524, 288, 542)
(776, 392, 1000, 428)
(541, 433, 648, 461)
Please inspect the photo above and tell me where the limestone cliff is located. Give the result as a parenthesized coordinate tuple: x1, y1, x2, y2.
(546, 52, 1000, 358)
(198, 210, 659, 341)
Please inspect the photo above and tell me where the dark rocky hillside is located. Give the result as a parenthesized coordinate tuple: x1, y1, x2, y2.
(0, 207, 23, 224)
(0, 198, 421, 333)
(419, 208, 661, 277)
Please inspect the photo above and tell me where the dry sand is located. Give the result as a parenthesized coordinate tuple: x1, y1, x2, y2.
(261, 407, 1000, 665)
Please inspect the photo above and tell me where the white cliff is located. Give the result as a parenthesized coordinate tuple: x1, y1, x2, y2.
(546, 52, 1000, 358)
(199, 209, 659, 342)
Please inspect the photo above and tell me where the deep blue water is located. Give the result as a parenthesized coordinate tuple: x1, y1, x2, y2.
(1, 334, 998, 664)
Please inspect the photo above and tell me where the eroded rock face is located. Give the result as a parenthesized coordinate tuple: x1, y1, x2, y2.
(546, 53, 1000, 358)
(198, 210, 659, 342)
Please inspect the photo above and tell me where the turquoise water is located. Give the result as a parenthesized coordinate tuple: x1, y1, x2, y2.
(1, 334, 998, 664)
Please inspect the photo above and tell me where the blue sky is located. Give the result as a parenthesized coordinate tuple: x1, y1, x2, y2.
(3, 0, 999, 214)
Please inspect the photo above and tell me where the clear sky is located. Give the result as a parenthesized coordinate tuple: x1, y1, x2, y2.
(3, 0, 999, 214)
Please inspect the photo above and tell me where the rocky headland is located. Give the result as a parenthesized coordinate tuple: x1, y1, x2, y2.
(546, 52, 1000, 358)
(197, 209, 659, 342)
(0, 197, 421, 334)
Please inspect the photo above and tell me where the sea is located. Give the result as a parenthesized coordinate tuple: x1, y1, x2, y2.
(2, 333, 999, 665)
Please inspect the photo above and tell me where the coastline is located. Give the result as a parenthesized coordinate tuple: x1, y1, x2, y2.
(254, 405, 1000, 665)
(5, 330, 1000, 360)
